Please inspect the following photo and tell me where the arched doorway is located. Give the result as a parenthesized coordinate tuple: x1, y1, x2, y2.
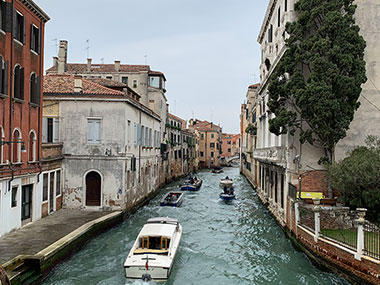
(86, 171, 101, 206)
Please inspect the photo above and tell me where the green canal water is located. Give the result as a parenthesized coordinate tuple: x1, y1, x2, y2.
(42, 167, 348, 285)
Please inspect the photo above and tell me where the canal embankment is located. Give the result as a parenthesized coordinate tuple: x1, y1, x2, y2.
(241, 169, 380, 285)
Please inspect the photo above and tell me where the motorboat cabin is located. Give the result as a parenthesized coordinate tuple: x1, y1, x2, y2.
(124, 217, 182, 281)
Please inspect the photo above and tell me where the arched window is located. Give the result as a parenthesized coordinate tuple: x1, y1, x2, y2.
(30, 72, 40, 104)
(0, 125, 4, 165)
(29, 131, 36, 162)
(13, 64, 24, 100)
(12, 129, 21, 163)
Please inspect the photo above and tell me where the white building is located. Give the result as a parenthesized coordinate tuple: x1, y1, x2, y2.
(43, 74, 162, 210)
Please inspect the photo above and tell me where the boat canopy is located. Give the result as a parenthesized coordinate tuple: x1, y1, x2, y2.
(139, 223, 177, 239)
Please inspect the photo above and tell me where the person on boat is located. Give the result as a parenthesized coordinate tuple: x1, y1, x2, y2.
(223, 185, 228, 194)
(225, 176, 229, 180)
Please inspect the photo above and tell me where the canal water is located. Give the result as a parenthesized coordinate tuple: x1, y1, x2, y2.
(42, 167, 348, 285)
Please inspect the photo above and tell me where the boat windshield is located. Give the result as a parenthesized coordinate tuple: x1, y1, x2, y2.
(134, 236, 171, 255)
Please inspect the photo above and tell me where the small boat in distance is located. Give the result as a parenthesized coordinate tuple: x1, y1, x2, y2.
(124, 217, 182, 281)
(160, 191, 184, 207)
(212, 167, 223, 173)
(220, 187, 235, 201)
(220, 176, 233, 188)
(180, 176, 202, 191)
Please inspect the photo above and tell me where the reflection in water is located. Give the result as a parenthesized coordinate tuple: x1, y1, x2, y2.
(43, 168, 348, 285)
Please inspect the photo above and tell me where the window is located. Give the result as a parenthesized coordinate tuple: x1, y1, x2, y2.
(278, 7, 281, 27)
(122, 76, 128, 85)
(30, 24, 40, 53)
(28, 131, 36, 162)
(227, 140, 231, 144)
(131, 156, 136, 171)
(141, 126, 145, 146)
(87, 119, 101, 144)
(149, 76, 160, 88)
(14, 10, 25, 44)
(174, 150, 177, 160)
(0, 56, 9, 96)
(43, 173, 48, 201)
(132, 79, 138, 88)
(285, 0, 287, 12)
(30, 72, 40, 104)
(228, 148, 231, 153)
(210, 142, 215, 148)
(13, 65, 24, 100)
(149, 128, 152, 147)
(127, 120, 131, 145)
(211, 134, 214, 139)
(12, 129, 21, 163)
(56, 170, 61, 196)
(106, 76, 112, 80)
(211, 152, 214, 158)
(200, 134, 204, 140)
(145, 127, 149, 146)
(11, 186, 17, 207)
(268, 24, 273, 43)
(42, 118, 59, 143)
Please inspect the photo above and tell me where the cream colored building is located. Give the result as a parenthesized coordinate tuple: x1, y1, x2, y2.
(251, 0, 380, 226)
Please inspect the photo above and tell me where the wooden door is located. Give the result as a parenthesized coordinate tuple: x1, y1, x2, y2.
(21, 185, 32, 221)
(86, 172, 101, 206)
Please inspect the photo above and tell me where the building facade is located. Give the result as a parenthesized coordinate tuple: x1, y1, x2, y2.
(0, 0, 49, 236)
(43, 74, 162, 210)
(247, 0, 380, 227)
(189, 119, 222, 168)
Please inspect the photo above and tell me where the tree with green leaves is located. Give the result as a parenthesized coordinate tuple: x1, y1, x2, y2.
(267, 0, 367, 197)
(330, 136, 380, 222)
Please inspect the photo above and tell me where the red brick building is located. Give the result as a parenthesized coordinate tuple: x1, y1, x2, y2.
(0, 0, 49, 236)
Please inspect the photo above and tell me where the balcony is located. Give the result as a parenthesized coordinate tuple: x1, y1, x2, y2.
(41, 143, 64, 162)
(253, 146, 287, 165)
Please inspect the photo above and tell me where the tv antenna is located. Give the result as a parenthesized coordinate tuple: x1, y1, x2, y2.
(100, 58, 104, 64)
(51, 38, 58, 54)
(144, 55, 148, 65)
(85, 39, 90, 58)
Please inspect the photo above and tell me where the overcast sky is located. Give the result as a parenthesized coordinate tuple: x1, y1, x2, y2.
(37, 0, 269, 134)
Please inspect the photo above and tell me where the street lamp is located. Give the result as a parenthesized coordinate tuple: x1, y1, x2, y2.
(0, 141, 27, 152)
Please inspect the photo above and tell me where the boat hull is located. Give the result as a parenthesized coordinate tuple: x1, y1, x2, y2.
(125, 265, 170, 280)
(219, 193, 235, 201)
(160, 192, 184, 207)
(181, 184, 197, 191)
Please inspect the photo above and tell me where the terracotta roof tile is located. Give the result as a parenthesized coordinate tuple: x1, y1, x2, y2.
(47, 63, 151, 74)
(86, 78, 127, 88)
(43, 74, 126, 97)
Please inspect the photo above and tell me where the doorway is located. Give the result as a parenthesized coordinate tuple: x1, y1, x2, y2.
(86, 171, 101, 206)
(21, 185, 33, 222)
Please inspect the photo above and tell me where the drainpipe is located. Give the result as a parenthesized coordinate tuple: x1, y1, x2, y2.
(138, 110, 141, 183)
(37, 18, 43, 181)
(7, 0, 15, 191)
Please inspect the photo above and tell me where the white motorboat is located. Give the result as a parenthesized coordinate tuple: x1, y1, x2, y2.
(220, 177, 233, 188)
(124, 217, 182, 281)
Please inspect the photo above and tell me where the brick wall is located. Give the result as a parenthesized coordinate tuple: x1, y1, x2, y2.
(56, 196, 62, 211)
(41, 202, 48, 218)
(299, 170, 329, 197)
(42, 143, 63, 160)
(298, 226, 380, 284)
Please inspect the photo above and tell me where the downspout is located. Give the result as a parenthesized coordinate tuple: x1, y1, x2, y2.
(138, 110, 141, 183)
(8, 0, 15, 191)
(37, 18, 43, 182)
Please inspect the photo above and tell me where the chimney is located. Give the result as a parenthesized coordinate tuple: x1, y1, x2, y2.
(53, 56, 58, 67)
(57, 40, 68, 74)
(115, 60, 120, 72)
(149, 100, 155, 111)
(74, 75, 83, 93)
(87, 58, 92, 72)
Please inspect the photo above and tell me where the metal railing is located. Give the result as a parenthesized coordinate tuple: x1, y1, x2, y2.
(364, 221, 380, 260)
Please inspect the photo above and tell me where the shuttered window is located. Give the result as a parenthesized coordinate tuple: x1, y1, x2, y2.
(13, 65, 24, 100)
(13, 10, 25, 44)
(87, 119, 101, 144)
(42, 118, 59, 143)
(1, 1, 11, 32)
(30, 24, 40, 53)
(30, 73, 40, 104)
(0, 57, 9, 96)
(134, 123, 137, 145)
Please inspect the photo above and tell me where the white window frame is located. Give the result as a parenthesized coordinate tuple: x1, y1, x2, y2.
(12, 128, 21, 163)
(132, 79, 138, 88)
